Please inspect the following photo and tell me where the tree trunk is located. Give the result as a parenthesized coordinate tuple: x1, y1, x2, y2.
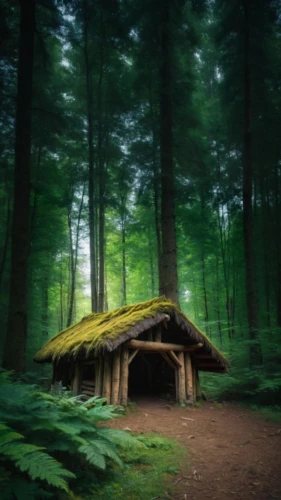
(159, 1, 178, 305)
(149, 84, 162, 295)
(0, 191, 11, 285)
(3, 0, 35, 372)
(83, 2, 97, 313)
(242, 0, 262, 366)
(274, 165, 281, 326)
(67, 184, 85, 327)
(121, 218, 127, 306)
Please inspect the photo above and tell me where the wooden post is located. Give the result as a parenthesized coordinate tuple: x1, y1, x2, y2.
(168, 350, 182, 368)
(72, 362, 82, 396)
(95, 355, 104, 397)
(154, 324, 162, 342)
(175, 364, 179, 401)
(196, 370, 202, 400)
(120, 346, 129, 405)
(111, 347, 121, 405)
(102, 353, 112, 403)
(192, 363, 197, 401)
(147, 329, 153, 341)
(184, 353, 193, 402)
(177, 352, 186, 404)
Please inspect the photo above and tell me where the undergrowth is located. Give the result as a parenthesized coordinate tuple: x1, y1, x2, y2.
(0, 370, 144, 499)
(201, 335, 281, 408)
(0, 371, 185, 499)
(90, 434, 185, 500)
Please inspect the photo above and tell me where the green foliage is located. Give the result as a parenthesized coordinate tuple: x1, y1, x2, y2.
(91, 434, 185, 500)
(0, 371, 143, 499)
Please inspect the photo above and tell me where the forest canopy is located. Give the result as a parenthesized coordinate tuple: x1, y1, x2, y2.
(1, 0, 281, 402)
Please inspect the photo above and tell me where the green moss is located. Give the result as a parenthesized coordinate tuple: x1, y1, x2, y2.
(34, 296, 229, 368)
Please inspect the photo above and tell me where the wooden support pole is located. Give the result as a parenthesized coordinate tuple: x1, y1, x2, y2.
(192, 363, 197, 401)
(128, 349, 139, 365)
(102, 353, 112, 403)
(160, 352, 177, 370)
(184, 353, 193, 402)
(127, 339, 203, 352)
(120, 346, 129, 405)
(154, 324, 162, 342)
(196, 370, 202, 400)
(111, 347, 121, 405)
(177, 352, 186, 404)
(168, 350, 182, 368)
(95, 355, 104, 397)
(72, 362, 82, 396)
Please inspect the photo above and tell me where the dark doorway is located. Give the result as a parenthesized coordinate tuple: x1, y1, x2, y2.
(128, 352, 176, 402)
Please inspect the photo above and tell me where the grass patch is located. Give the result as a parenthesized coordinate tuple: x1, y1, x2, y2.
(89, 434, 186, 500)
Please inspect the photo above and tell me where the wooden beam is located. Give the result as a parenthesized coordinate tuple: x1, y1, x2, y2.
(102, 353, 112, 403)
(184, 353, 193, 401)
(95, 355, 104, 397)
(111, 347, 121, 405)
(177, 352, 186, 404)
(168, 350, 182, 368)
(160, 351, 177, 370)
(126, 339, 203, 352)
(72, 362, 82, 396)
(120, 346, 129, 405)
(128, 349, 139, 365)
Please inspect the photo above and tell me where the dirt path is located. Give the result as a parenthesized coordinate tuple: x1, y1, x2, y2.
(108, 399, 281, 500)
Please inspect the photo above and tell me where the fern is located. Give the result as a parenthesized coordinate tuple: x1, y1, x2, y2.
(0, 371, 139, 498)
(0, 424, 74, 490)
(78, 444, 107, 470)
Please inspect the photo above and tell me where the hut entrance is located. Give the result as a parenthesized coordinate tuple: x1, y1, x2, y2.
(128, 351, 176, 402)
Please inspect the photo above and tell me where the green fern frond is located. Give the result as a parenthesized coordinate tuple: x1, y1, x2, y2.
(0, 430, 25, 445)
(78, 444, 106, 470)
(15, 451, 75, 489)
(88, 439, 123, 467)
(96, 428, 146, 450)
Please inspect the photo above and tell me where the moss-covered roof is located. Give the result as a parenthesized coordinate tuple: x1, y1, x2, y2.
(34, 297, 229, 371)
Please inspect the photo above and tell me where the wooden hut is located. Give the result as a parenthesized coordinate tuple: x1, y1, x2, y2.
(34, 297, 229, 405)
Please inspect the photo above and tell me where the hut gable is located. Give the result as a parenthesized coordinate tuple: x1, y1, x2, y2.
(34, 297, 229, 372)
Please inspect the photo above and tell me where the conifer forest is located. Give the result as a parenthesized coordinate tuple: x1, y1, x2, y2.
(2, 1, 281, 498)
(1, 0, 281, 396)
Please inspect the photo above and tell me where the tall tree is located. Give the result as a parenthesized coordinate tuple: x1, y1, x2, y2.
(241, 0, 262, 366)
(159, 0, 179, 305)
(3, 0, 35, 371)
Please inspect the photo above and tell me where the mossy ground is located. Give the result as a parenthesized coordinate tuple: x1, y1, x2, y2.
(88, 434, 185, 500)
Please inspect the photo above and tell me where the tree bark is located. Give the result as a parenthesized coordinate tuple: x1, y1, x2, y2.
(159, 0, 179, 305)
(242, 0, 262, 366)
(67, 184, 85, 327)
(3, 0, 35, 372)
(83, 1, 97, 313)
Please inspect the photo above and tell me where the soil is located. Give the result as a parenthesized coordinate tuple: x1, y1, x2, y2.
(108, 397, 281, 500)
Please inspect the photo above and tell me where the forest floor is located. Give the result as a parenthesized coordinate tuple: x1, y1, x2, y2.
(108, 398, 281, 500)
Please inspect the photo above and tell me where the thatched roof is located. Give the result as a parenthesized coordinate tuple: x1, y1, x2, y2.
(34, 297, 229, 372)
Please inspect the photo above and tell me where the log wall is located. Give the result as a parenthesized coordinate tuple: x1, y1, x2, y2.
(70, 344, 199, 406)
